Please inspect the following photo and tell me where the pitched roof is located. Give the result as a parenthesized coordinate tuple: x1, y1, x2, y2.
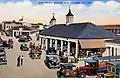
(40, 22, 115, 39)
(66, 8, 74, 16)
(3, 21, 22, 24)
(6, 26, 32, 32)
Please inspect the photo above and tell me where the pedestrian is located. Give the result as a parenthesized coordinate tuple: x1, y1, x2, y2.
(17, 55, 21, 67)
(21, 55, 24, 66)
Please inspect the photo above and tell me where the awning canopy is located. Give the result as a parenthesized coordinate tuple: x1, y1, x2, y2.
(79, 39, 106, 49)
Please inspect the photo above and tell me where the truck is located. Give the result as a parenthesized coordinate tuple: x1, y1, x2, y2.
(76, 56, 120, 78)
(97, 61, 120, 78)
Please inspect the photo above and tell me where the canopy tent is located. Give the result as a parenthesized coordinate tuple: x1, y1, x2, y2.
(93, 55, 120, 61)
(85, 59, 97, 63)
(61, 63, 76, 67)
(79, 39, 106, 49)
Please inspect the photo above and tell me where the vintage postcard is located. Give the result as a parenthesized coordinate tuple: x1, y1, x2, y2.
(0, 0, 120, 78)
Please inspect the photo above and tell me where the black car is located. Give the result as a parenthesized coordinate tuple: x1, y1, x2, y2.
(20, 44, 29, 51)
(18, 37, 30, 42)
(0, 48, 7, 65)
(44, 55, 60, 69)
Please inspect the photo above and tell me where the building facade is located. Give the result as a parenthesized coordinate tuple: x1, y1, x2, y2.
(2, 20, 22, 31)
(6, 26, 34, 37)
(39, 23, 114, 61)
(104, 25, 120, 35)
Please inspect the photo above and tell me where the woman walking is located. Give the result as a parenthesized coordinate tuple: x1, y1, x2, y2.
(17, 55, 21, 67)
(21, 55, 24, 66)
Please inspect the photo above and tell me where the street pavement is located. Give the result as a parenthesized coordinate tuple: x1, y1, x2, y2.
(0, 33, 97, 78)
(0, 33, 57, 78)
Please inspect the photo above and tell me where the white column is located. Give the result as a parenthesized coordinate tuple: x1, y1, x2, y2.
(67, 41, 70, 56)
(61, 40, 63, 52)
(39, 37, 41, 45)
(20, 32, 22, 35)
(75, 41, 79, 58)
(42, 37, 44, 49)
(45, 38, 48, 50)
(55, 39, 57, 50)
(50, 39, 52, 48)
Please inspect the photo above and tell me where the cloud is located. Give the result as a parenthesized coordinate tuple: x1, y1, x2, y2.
(0, 0, 120, 25)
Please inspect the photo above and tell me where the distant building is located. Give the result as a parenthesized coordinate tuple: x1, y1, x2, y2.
(6, 25, 37, 37)
(30, 23, 43, 30)
(104, 25, 120, 35)
(2, 20, 22, 31)
(104, 35, 120, 56)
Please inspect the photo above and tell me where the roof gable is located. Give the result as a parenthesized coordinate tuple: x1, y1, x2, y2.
(40, 22, 115, 39)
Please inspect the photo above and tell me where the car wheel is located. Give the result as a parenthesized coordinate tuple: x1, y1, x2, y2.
(79, 73, 86, 78)
(57, 71, 61, 77)
(61, 75, 64, 78)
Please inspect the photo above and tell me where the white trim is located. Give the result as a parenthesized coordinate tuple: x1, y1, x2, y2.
(39, 35, 78, 43)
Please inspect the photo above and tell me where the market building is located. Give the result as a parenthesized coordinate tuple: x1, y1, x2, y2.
(39, 7, 115, 61)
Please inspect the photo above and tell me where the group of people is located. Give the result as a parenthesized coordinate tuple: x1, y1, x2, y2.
(30, 42, 41, 49)
(17, 55, 24, 67)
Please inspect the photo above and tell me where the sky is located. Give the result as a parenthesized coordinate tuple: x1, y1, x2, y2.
(0, 0, 120, 25)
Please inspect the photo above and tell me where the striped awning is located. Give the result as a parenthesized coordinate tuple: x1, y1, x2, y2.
(79, 39, 106, 49)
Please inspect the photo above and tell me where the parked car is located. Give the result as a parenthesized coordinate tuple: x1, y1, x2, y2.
(44, 54, 60, 69)
(3, 40, 10, 48)
(20, 44, 29, 51)
(18, 35, 31, 42)
(8, 38, 13, 49)
(15, 35, 21, 38)
(0, 48, 7, 65)
(57, 63, 79, 78)
(18, 37, 29, 42)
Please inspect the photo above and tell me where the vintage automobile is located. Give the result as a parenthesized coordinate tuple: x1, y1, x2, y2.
(57, 63, 80, 78)
(0, 48, 7, 65)
(18, 37, 29, 42)
(8, 38, 13, 49)
(15, 35, 23, 38)
(97, 61, 120, 78)
(20, 44, 29, 51)
(3, 39, 13, 49)
(76, 56, 120, 78)
(29, 47, 42, 59)
(44, 54, 60, 69)
(18, 35, 31, 42)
